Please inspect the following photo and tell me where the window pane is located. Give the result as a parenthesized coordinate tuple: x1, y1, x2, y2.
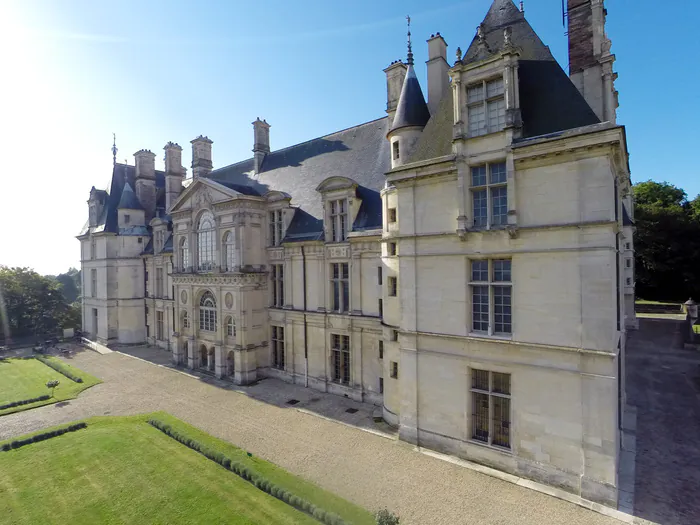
(472, 189, 488, 227)
(492, 396, 511, 448)
(486, 78, 504, 98)
(472, 285, 489, 332)
(342, 263, 349, 279)
(472, 368, 489, 390)
(332, 263, 339, 279)
(493, 260, 511, 282)
(487, 98, 506, 132)
(493, 286, 512, 334)
(471, 260, 488, 282)
(468, 104, 486, 136)
(467, 84, 484, 103)
(342, 280, 349, 312)
(333, 280, 340, 311)
(492, 372, 511, 395)
(491, 186, 508, 226)
(471, 166, 487, 186)
(472, 392, 490, 443)
(489, 162, 507, 184)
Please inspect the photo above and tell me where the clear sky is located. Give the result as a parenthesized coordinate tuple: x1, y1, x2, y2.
(0, 0, 697, 275)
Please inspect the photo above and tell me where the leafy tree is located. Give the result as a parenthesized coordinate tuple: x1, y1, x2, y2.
(375, 509, 400, 525)
(46, 379, 60, 398)
(54, 268, 81, 303)
(633, 181, 700, 301)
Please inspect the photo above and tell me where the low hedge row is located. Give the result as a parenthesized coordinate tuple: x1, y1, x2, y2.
(35, 356, 83, 383)
(0, 395, 51, 411)
(1, 422, 87, 452)
(148, 419, 347, 525)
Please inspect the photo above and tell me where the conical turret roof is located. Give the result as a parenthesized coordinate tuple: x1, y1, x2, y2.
(389, 64, 431, 133)
(117, 182, 143, 210)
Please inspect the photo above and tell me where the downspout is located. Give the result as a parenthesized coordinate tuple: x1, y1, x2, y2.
(302, 245, 308, 388)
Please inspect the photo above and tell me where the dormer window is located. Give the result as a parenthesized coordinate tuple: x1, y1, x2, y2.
(330, 199, 348, 242)
(467, 78, 505, 137)
(269, 210, 283, 246)
(124, 214, 131, 225)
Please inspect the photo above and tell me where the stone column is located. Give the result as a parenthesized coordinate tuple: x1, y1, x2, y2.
(171, 337, 180, 365)
(187, 336, 195, 369)
(214, 343, 224, 378)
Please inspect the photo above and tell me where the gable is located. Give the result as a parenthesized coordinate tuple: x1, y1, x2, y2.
(169, 178, 251, 213)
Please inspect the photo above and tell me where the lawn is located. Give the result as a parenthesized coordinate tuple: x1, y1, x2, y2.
(0, 414, 376, 525)
(0, 357, 101, 415)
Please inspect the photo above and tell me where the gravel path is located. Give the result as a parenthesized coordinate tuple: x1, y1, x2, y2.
(0, 349, 625, 525)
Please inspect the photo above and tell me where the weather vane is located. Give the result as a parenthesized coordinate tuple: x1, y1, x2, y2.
(111, 133, 118, 165)
(406, 14, 413, 65)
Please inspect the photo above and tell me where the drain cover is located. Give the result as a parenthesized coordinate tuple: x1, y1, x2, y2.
(286, 399, 300, 405)
(345, 408, 358, 414)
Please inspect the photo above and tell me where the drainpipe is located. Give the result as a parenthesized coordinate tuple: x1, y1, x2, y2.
(302, 245, 308, 388)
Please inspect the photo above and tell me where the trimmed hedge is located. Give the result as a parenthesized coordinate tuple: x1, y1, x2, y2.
(1, 422, 87, 452)
(148, 419, 347, 525)
(0, 395, 51, 411)
(35, 356, 83, 383)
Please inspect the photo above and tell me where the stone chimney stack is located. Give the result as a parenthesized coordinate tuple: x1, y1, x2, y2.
(426, 33, 449, 115)
(567, 0, 617, 123)
(164, 142, 184, 212)
(252, 118, 270, 174)
(134, 149, 156, 221)
(383, 61, 408, 126)
(191, 136, 213, 179)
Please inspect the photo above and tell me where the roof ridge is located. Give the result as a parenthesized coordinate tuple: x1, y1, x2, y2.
(209, 116, 387, 175)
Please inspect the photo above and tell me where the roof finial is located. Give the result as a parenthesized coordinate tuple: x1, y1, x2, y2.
(406, 14, 413, 66)
(111, 133, 118, 165)
(520, 1, 524, 13)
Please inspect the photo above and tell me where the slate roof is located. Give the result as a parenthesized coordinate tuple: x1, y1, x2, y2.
(207, 117, 390, 240)
(409, 88, 454, 163)
(117, 182, 144, 210)
(622, 204, 634, 226)
(389, 65, 431, 133)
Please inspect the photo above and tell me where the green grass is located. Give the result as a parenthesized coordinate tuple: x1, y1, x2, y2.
(0, 357, 101, 415)
(0, 415, 373, 525)
(635, 299, 681, 306)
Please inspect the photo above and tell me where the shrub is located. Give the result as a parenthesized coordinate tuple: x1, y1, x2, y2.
(375, 509, 400, 525)
(313, 508, 327, 521)
(0, 422, 88, 453)
(0, 394, 52, 411)
(35, 356, 83, 383)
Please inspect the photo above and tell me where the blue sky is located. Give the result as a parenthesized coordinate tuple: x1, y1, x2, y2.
(1, 0, 697, 274)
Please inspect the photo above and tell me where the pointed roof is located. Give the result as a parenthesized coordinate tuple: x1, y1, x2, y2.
(389, 65, 431, 133)
(117, 182, 144, 210)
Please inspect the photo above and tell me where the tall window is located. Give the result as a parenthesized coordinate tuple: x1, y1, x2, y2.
(156, 311, 164, 340)
(155, 268, 163, 298)
(471, 369, 511, 449)
(467, 78, 505, 137)
(197, 211, 216, 271)
(330, 199, 348, 242)
(180, 237, 190, 271)
(223, 231, 236, 271)
(91, 269, 97, 298)
(388, 276, 398, 297)
(392, 141, 400, 160)
(271, 326, 285, 369)
(331, 334, 350, 385)
(199, 291, 217, 332)
(331, 263, 349, 313)
(91, 237, 96, 260)
(471, 162, 507, 228)
(226, 317, 236, 337)
(269, 210, 283, 246)
(155, 231, 164, 253)
(271, 264, 284, 308)
(470, 259, 512, 335)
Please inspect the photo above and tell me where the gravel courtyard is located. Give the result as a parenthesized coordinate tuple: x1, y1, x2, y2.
(0, 348, 628, 525)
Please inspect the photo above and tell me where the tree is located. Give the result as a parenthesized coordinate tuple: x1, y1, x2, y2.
(375, 509, 400, 525)
(54, 268, 81, 304)
(46, 379, 60, 398)
(633, 181, 700, 301)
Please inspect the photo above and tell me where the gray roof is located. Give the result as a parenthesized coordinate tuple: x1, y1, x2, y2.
(389, 65, 431, 133)
(409, 88, 454, 163)
(207, 117, 390, 239)
(117, 182, 144, 210)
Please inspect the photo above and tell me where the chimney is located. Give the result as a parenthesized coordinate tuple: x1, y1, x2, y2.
(426, 33, 449, 115)
(383, 60, 408, 126)
(164, 142, 184, 211)
(134, 149, 156, 221)
(191, 136, 213, 179)
(252, 118, 270, 174)
(567, 0, 618, 123)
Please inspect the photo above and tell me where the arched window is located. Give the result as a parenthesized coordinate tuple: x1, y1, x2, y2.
(197, 211, 215, 271)
(182, 310, 189, 329)
(226, 317, 236, 337)
(223, 231, 236, 271)
(180, 237, 190, 271)
(199, 291, 217, 332)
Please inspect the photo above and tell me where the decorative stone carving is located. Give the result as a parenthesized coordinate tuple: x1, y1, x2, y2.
(180, 290, 187, 304)
(195, 188, 213, 208)
(225, 292, 233, 309)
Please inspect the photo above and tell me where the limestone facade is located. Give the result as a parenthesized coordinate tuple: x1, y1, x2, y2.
(78, 0, 634, 507)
